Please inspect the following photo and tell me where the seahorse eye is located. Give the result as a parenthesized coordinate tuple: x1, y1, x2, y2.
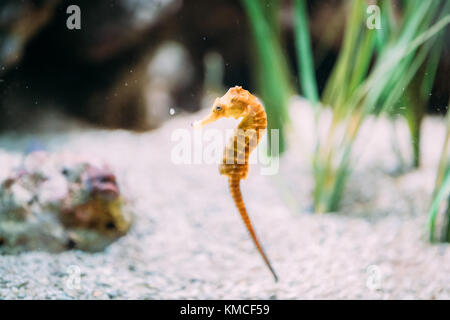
(215, 105, 222, 111)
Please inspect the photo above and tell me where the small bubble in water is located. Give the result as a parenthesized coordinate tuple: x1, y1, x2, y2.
(169, 108, 175, 115)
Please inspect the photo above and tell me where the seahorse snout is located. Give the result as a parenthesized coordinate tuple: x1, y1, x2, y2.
(192, 112, 220, 128)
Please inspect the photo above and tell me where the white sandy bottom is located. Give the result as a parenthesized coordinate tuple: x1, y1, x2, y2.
(0, 101, 449, 299)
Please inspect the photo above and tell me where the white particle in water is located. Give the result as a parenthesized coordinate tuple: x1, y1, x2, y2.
(169, 108, 175, 115)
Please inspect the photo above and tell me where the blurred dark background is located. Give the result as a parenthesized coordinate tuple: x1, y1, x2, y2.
(0, 0, 448, 132)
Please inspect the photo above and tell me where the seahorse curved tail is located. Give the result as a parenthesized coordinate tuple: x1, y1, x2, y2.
(228, 175, 278, 282)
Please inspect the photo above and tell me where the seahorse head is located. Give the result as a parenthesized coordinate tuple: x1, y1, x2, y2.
(192, 86, 257, 128)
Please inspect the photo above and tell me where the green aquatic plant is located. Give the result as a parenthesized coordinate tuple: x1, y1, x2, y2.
(390, 0, 448, 169)
(428, 109, 450, 243)
(293, 0, 319, 105)
(312, 0, 450, 212)
(241, 0, 291, 155)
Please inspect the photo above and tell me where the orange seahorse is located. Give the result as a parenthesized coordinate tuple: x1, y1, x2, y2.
(193, 86, 278, 282)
